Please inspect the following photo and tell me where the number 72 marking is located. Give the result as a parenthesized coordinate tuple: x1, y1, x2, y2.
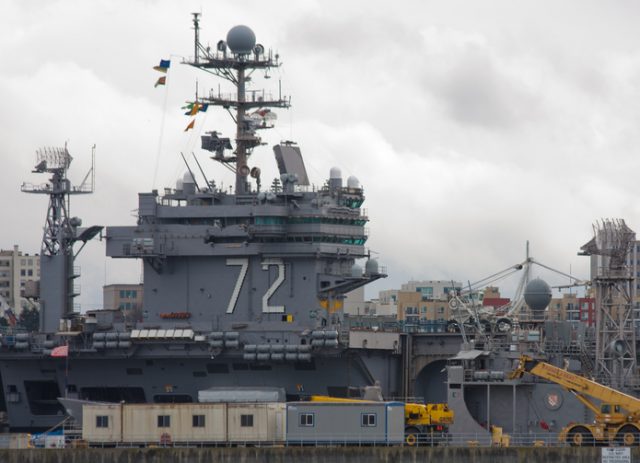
(225, 258, 285, 314)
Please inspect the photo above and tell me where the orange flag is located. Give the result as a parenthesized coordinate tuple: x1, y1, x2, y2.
(184, 120, 195, 132)
(189, 102, 200, 116)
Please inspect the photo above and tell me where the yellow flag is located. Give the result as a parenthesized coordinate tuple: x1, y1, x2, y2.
(189, 102, 200, 116)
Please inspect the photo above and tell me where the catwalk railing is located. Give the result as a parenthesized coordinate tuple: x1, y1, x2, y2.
(70, 432, 621, 449)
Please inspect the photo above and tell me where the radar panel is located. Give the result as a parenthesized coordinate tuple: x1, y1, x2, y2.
(273, 144, 309, 186)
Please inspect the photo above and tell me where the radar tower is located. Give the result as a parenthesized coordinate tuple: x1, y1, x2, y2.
(580, 219, 638, 390)
(186, 16, 290, 195)
(21, 145, 101, 332)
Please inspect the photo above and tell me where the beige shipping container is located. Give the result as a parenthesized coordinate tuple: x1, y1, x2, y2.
(83, 402, 286, 444)
(83, 404, 123, 443)
(121, 403, 227, 443)
(226, 403, 285, 443)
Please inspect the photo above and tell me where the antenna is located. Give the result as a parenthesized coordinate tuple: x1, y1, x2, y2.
(192, 12, 201, 65)
(78, 144, 96, 193)
(192, 152, 213, 191)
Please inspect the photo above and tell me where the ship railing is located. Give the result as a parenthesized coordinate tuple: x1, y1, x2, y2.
(80, 431, 593, 448)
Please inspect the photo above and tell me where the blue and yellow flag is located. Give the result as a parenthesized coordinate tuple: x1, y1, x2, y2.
(153, 59, 171, 73)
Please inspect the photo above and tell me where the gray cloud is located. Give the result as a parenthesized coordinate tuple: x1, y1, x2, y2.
(2, 0, 640, 307)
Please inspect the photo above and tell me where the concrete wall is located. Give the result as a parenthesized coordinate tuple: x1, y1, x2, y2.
(0, 446, 634, 463)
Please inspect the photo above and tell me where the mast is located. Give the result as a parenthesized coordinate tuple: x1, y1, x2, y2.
(185, 20, 290, 195)
(21, 145, 101, 332)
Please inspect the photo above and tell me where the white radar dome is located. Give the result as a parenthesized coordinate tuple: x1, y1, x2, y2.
(365, 259, 379, 275)
(347, 176, 360, 188)
(351, 264, 363, 278)
(330, 167, 342, 179)
(227, 25, 256, 55)
(183, 172, 195, 183)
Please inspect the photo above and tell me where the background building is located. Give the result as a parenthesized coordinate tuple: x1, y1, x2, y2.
(548, 294, 596, 326)
(400, 280, 462, 301)
(103, 284, 144, 313)
(0, 245, 40, 313)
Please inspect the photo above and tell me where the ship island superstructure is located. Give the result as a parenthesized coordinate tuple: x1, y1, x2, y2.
(0, 17, 402, 432)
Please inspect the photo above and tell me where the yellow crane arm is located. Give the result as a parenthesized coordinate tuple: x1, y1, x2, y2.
(511, 355, 640, 414)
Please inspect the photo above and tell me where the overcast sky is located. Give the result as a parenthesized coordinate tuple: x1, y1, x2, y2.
(2, 0, 640, 309)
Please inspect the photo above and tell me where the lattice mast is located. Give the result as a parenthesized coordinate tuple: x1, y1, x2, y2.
(185, 13, 290, 195)
(579, 219, 637, 390)
(21, 145, 95, 332)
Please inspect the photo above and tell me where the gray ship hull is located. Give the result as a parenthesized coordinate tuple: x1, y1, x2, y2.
(0, 350, 401, 430)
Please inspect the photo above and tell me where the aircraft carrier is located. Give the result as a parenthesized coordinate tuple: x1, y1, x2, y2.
(0, 15, 637, 443)
(0, 15, 404, 432)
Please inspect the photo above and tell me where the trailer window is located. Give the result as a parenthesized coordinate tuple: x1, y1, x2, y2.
(157, 415, 171, 427)
(361, 413, 376, 427)
(241, 414, 254, 427)
(299, 413, 314, 427)
(96, 416, 109, 428)
(192, 414, 205, 427)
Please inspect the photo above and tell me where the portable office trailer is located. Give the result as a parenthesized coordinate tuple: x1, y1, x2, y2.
(83, 402, 286, 445)
(83, 404, 123, 443)
(286, 401, 405, 444)
(84, 403, 228, 444)
(121, 403, 228, 443)
(227, 403, 286, 443)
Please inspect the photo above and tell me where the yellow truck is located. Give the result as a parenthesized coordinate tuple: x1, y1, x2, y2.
(510, 355, 640, 446)
(309, 395, 454, 445)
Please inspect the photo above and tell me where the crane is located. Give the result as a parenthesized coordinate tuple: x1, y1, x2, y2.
(510, 355, 640, 446)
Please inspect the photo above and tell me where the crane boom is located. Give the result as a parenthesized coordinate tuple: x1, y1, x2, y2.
(511, 355, 640, 446)
(511, 355, 640, 413)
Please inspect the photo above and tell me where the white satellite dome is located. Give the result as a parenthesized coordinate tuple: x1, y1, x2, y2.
(347, 175, 360, 188)
(329, 167, 342, 179)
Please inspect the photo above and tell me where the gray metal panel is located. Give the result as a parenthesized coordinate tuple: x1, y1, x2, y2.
(198, 387, 286, 403)
(273, 145, 309, 185)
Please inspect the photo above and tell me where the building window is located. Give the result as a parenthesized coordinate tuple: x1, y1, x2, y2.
(96, 415, 109, 428)
(27, 269, 33, 276)
(192, 415, 205, 427)
(157, 415, 171, 427)
(299, 413, 314, 427)
(361, 413, 376, 427)
(240, 414, 254, 427)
